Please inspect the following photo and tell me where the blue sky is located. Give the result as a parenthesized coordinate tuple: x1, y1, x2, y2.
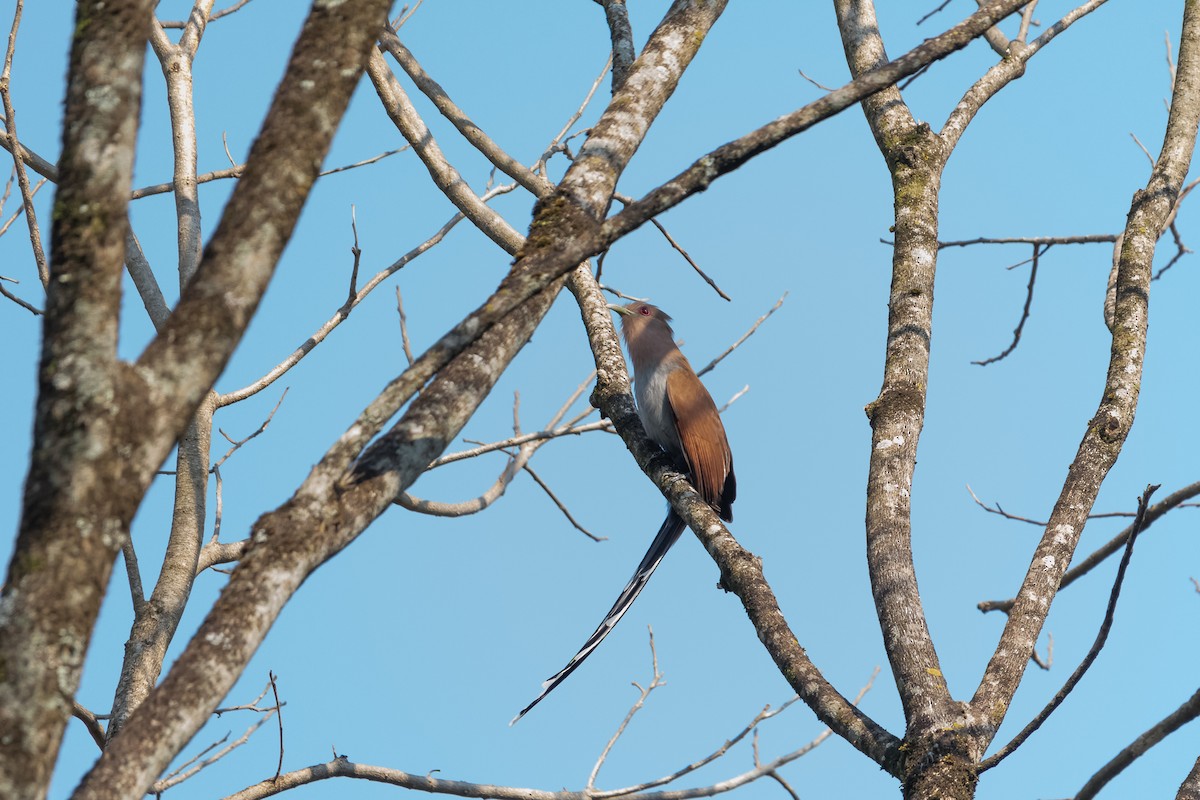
(1, 1, 1198, 798)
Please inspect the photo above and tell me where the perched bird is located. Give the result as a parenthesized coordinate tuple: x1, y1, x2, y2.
(511, 301, 735, 724)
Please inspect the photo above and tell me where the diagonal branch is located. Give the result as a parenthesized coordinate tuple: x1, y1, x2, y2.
(568, 268, 903, 773)
(969, 0, 1200, 749)
(978, 480, 1200, 614)
(979, 485, 1158, 771)
(602, 0, 1034, 244)
(1076, 686, 1200, 800)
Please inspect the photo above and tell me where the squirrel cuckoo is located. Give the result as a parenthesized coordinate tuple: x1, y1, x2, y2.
(511, 301, 735, 724)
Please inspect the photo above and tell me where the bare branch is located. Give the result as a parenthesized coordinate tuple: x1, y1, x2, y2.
(588, 627, 665, 790)
(216, 181, 516, 407)
(70, 701, 106, 752)
(937, 234, 1117, 248)
(378, 32, 550, 198)
(365, 49, 524, 252)
(972, 243, 1042, 365)
(522, 464, 605, 542)
(978, 480, 1200, 613)
(970, 0, 1200, 744)
(0, 0, 48, 287)
(979, 485, 1159, 771)
(1075, 686, 1200, 800)
(605, 0, 1038, 243)
(695, 294, 786, 378)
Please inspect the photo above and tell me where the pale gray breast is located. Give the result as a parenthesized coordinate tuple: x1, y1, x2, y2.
(634, 364, 683, 460)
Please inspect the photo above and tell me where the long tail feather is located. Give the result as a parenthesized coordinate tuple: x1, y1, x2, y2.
(510, 511, 686, 725)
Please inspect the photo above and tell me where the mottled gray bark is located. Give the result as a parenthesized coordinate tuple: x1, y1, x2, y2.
(0, 3, 156, 797)
(971, 0, 1200, 749)
(826, 1, 1200, 798)
(0, 0, 392, 797)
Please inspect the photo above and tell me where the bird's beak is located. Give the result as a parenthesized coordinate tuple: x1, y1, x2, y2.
(607, 303, 632, 316)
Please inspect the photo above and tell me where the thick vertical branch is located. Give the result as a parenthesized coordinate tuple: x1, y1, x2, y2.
(834, 0, 955, 741)
(970, 0, 1200, 751)
(104, 0, 220, 741)
(0, 2, 157, 797)
(147, 1, 216, 286)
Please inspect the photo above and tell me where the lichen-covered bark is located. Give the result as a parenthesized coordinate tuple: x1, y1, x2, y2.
(0, 3, 156, 797)
(0, 1, 391, 798)
(835, 2, 1200, 798)
(835, 0, 956, 743)
(562, 0, 728, 218)
(970, 0, 1200, 747)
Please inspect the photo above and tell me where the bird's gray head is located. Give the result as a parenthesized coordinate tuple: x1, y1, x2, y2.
(607, 301, 674, 340)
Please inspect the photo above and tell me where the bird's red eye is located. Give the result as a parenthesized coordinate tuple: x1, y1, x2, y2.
(638, 306, 651, 316)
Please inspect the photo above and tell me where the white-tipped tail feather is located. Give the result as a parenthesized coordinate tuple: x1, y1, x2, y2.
(510, 512, 686, 725)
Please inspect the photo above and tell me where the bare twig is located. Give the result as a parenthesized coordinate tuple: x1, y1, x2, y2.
(522, 464, 605, 541)
(653, 218, 731, 301)
(797, 68, 835, 92)
(319, 147, 407, 177)
(347, 205, 361, 300)
(916, 0, 955, 25)
(71, 700, 107, 751)
(0, 173, 43, 236)
(1131, 131, 1156, 167)
(160, 0, 254, 28)
(270, 672, 283, 782)
(224, 669, 880, 800)
(395, 286, 415, 366)
(152, 708, 277, 793)
(587, 627, 664, 791)
(972, 243, 1043, 366)
(216, 182, 517, 407)
(536, 54, 611, 176)
(390, 0, 424, 30)
(718, 386, 749, 414)
(0, 275, 39, 314)
(696, 294, 786, 377)
(0, 0, 48, 287)
(212, 390, 289, 471)
(978, 480, 1200, 613)
(1029, 632, 1053, 671)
